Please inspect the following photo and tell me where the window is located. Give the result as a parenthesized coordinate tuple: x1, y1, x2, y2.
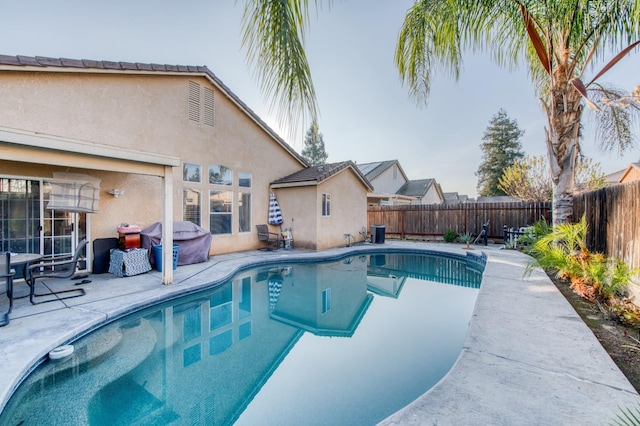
(210, 190, 232, 235)
(322, 288, 332, 313)
(238, 171, 252, 188)
(322, 193, 331, 217)
(238, 192, 251, 233)
(183, 189, 201, 226)
(183, 163, 202, 183)
(209, 165, 232, 186)
(210, 286, 232, 330)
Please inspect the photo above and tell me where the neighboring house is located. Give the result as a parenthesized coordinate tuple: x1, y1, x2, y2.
(395, 178, 445, 205)
(357, 160, 413, 206)
(619, 162, 640, 184)
(605, 162, 640, 185)
(476, 196, 521, 203)
(443, 192, 474, 204)
(271, 161, 373, 250)
(0, 55, 363, 281)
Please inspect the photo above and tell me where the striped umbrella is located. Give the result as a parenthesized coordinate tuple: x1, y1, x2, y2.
(268, 192, 283, 225)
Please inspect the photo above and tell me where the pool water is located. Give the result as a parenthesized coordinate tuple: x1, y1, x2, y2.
(1, 252, 482, 426)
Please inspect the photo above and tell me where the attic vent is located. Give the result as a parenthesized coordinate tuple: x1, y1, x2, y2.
(203, 86, 215, 127)
(188, 81, 200, 122)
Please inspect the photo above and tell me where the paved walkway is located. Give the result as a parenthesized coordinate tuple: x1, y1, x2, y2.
(0, 241, 638, 425)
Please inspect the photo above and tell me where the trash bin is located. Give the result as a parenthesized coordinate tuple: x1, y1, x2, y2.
(153, 244, 180, 272)
(370, 224, 386, 244)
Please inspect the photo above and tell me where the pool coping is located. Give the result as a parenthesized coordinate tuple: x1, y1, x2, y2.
(1, 241, 639, 424)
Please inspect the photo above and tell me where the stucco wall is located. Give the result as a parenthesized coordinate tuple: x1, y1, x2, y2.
(0, 71, 304, 254)
(272, 187, 318, 250)
(317, 171, 368, 250)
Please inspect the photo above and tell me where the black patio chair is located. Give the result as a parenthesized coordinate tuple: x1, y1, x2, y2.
(256, 224, 280, 251)
(27, 239, 88, 305)
(1, 251, 15, 327)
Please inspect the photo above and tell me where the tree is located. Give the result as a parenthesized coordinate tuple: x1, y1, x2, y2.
(498, 155, 607, 201)
(476, 109, 524, 196)
(240, 0, 640, 226)
(301, 120, 328, 165)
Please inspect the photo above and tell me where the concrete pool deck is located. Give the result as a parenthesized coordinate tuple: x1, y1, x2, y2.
(0, 241, 639, 425)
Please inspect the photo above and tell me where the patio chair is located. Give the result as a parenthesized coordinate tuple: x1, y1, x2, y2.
(0, 251, 15, 327)
(256, 224, 279, 251)
(27, 239, 88, 305)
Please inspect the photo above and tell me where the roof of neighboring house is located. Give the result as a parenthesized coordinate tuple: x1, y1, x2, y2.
(605, 169, 627, 184)
(271, 161, 373, 190)
(476, 195, 521, 203)
(0, 54, 309, 167)
(443, 192, 459, 201)
(395, 179, 437, 198)
(443, 192, 475, 204)
(356, 160, 409, 182)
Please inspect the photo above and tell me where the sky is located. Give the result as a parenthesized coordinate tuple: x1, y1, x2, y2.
(1, 0, 639, 197)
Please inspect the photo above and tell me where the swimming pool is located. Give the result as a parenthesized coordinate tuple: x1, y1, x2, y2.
(0, 252, 483, 425)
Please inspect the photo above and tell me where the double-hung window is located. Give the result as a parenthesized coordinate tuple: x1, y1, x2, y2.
(210, 190, 232, 235)
(322, 193, 331, 217)
(238, 172, 252, 233)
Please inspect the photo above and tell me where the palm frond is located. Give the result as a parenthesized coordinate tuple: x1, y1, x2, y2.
(588, 83, 639, 154)
(241, 0, 319, 138)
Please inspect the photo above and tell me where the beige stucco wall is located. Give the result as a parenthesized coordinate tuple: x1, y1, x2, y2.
(275, 169, 368, 250)
(0, 71, 304, 254)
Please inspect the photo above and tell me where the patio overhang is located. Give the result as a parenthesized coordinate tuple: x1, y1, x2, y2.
(0, 125, 180, 284)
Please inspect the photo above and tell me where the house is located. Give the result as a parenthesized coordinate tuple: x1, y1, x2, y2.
(357, 160, 444, 206)
(476, 196, 521, 203)
(443, 192, 474, 204)
(395, 178, 445, 205)
(0, 55, 364, 282)
(619, 162, 640, 184)
(271, 161, 373, 250)
(604, 162, 640, 185)
(357, 160, 413, 206)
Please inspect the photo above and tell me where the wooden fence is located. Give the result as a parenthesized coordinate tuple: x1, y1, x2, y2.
(367, 202, 551, 240)
(574, 181, 640, 271)
(367, 181, 639, 270)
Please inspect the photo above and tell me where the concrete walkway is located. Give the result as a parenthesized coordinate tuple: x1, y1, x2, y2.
(0, 241, 638, 425)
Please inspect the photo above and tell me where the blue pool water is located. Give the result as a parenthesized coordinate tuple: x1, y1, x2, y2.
(0, 252, 483, 425)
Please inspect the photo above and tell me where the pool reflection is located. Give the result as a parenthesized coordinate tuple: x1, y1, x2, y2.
(2, 253, 482, 426)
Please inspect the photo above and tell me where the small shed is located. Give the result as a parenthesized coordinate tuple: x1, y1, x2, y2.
(270, 161, 373, 250)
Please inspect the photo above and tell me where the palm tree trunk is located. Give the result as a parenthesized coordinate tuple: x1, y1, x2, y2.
(545, 63, 583, 227)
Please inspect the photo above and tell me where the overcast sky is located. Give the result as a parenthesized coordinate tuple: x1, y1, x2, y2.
(1, 0, 638, 197)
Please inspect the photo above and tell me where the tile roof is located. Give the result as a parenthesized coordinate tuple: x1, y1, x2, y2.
(0, 54, 308, 167)
(271, 161, 373, 190)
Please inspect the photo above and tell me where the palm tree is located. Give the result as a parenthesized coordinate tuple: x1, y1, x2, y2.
(241, 0, 640, 225)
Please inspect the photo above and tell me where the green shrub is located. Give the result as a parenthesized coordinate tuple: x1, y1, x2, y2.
(443, 229, 457, 243)
(527, 214, 637, 303)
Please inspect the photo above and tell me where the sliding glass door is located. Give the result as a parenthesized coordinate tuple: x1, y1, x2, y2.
(0, 178, 87, 267)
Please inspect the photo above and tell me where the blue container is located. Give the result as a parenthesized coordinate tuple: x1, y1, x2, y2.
(153, 244, 179, 271)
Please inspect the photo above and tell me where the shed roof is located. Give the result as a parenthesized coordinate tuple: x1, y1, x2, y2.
(271, 161, 373, 190)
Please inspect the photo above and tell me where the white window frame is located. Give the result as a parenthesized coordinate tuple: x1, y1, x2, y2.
(322, 193, 331, 217)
